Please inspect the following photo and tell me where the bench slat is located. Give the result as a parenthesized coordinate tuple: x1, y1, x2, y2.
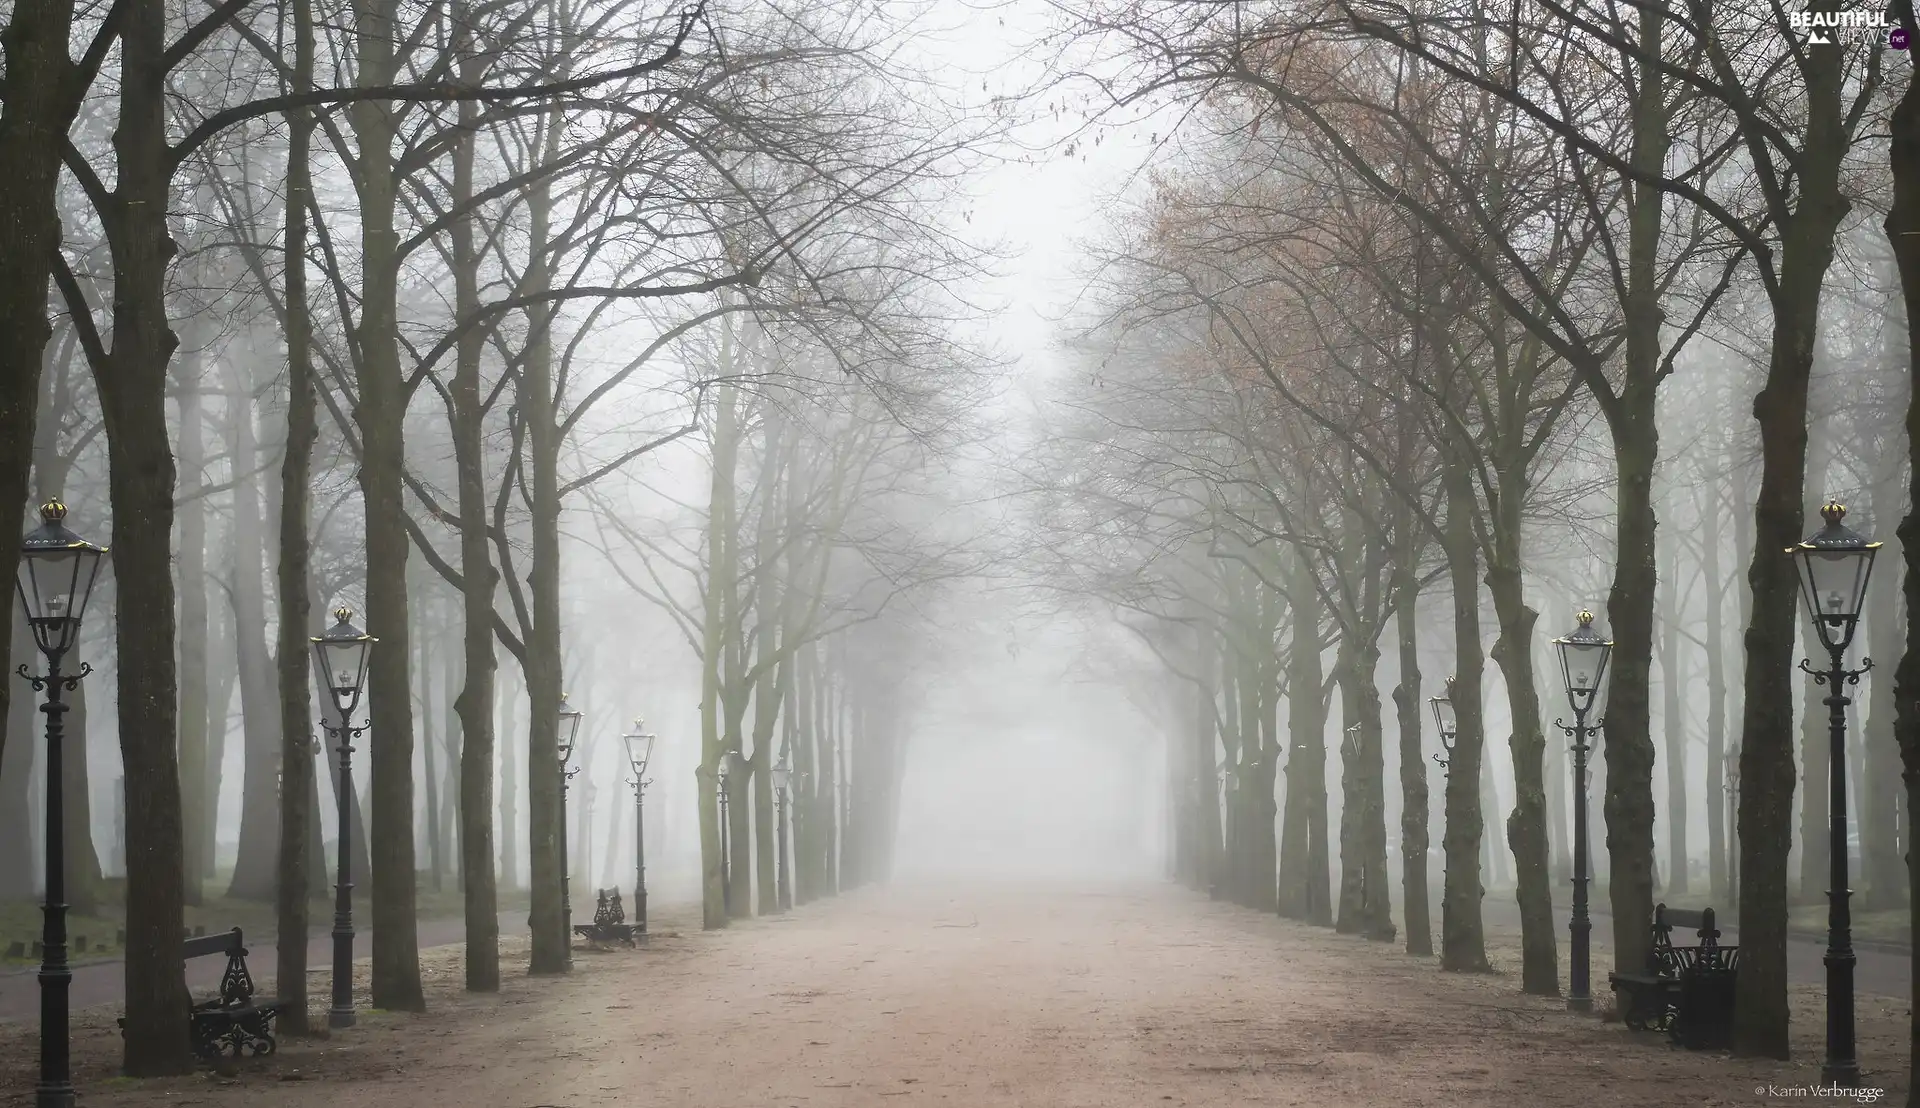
(181, 927, 243, 960)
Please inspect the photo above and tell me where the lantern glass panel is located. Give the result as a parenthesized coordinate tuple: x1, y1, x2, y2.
(1562, 639, 1612, 711)
(1429, 696, 1456, 738)
(625, 728, 656, 773)
(319, 637, 370, 699)
(17, 506, 108, 657)
(557, 698, 582, 761)
(20, 551, 75, 619)
(1796, 547, 1876, 649)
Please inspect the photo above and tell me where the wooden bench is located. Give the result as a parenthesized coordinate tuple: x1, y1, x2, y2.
(1608, 904, 1740, 1049)
(573, 889, 639, 948)
(120, 927, 282, 1060)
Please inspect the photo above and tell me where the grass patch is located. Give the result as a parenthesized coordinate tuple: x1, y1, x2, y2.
(0, 878, 531, 967)
(1789, 903, 1909, 945)
(0, 901, 125, 964)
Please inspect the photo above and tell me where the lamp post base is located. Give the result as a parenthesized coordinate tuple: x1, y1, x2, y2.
(1566, 995, 1591, 1014)
(36, 1081, 75, 1108)
(1820, 1061, 1862, 1087)
(329, 921, 355, 1030)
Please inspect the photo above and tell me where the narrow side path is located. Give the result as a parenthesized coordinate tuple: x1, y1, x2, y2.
(1480, 897, 1913, 1001)
(36, 882, 1912, 1107)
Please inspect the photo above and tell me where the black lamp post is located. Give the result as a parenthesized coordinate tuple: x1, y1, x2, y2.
(1341, 723, 1362, 758)
(1428, 682, 1458, 777)
(556, 693, 582, 963)
(312, 605, 374, 1030)
(1552, 609, 1613, 1014)
(1789, 500, 1879, 1086)
(1210, 765, 1234, 900)
(622, 720, 656, 936)
(716, 757, 733, 917)
(15, 500, 106, 1108)
(772, 764, 792, 913)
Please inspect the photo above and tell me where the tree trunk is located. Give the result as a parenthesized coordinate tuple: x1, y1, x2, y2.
(61, 622, 102, 923)
(1336, 636, 1364, 926)
(1195, 624, 1226, 897)
(1439, 463, 1490, 972)
(1278, 552, 1321, 919)
(1336, 635, 1393, 942)
(1863, 489, 1905, 910)
(1728, 419, 1758, 910)
(699, 360, 740, 927)
(750, 405, 786, 913)
(1392, 528, 1431, 956)
(498, 668, 518, 892)
(0, 612, 36, 900)
(1357, 640, 1392, 942)
(350, 0, 423, 1008)
(274, 15, 318, 1021)
(1863, 252, 1910, 913)
(817, 642, 841, 898)
(1299, 632, 1331, 924)
(226, 358, 281, 902)
(175, 344, 210, 907)
(1878, 28, 1920, 1097)
(1485, 539, 1557, 995)
(1218, 639, 1244, 901)
(791, 639, 818, 905)
(440, 638, 463, 896)
(0, 0, 85, 782)
(1733, 63, 1852, 1055)
(205, 610, 236, 880)
(1481, 753, 1507, 889)
(422, 623, 444, 892)
(1539, 626, 1571, 886)
(521, 154, 568, 974)
(1242, 594, 1280, 913)
(1592, 0, 1669, 987)
(1659, 515, 1688, 896)
(727, 733, 754, 912)
(815, 650, 832, 898)
(1599, 372, 1661, 981)
(575, 775, 594, 905)
(274, 15, 318, 1025)
(1258, 635, 1287, 916)
(97, 0, 194, 1069)
(1701, 453, 1731, 903)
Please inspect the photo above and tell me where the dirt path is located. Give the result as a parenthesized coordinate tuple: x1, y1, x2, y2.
(8, 882, 1909, 1107)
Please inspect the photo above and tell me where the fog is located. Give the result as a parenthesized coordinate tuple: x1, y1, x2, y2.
(0, 0, 1917, 1096)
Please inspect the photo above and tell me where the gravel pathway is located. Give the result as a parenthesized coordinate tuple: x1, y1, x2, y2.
(5, 881, 1908, 1107)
